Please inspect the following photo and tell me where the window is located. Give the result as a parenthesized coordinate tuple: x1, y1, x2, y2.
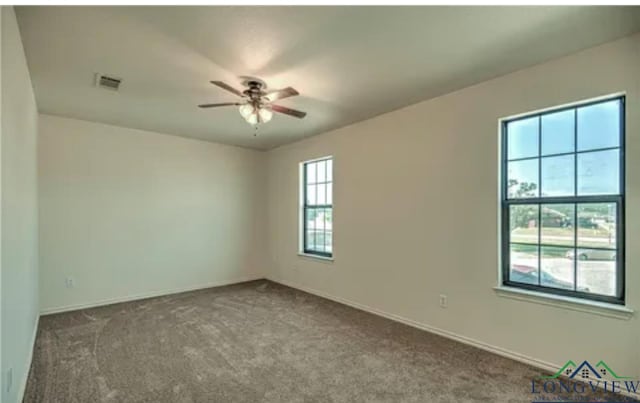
(302, 157, 333, 257)
(501, 96, 624, 304)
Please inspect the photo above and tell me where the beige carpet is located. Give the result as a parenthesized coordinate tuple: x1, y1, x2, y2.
(24, 280, 634, 402)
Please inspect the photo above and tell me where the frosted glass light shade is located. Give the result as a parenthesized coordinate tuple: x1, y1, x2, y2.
(259, 108, 273, 123)
(239, 103, 273, 125)
(239, 104, 254, 119)
(246, 113, 258, 125)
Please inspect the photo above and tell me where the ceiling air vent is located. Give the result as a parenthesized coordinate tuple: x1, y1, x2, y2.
(95, 73, 122, 91)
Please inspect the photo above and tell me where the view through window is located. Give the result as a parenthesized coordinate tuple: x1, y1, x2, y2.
(302, 157, 333, 257)
(502, 97, 624, 304)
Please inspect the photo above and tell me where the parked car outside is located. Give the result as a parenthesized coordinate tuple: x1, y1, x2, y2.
(510, 264, 590, 292)
(577, 216, 599, 229)
(565, 249, 616, 261)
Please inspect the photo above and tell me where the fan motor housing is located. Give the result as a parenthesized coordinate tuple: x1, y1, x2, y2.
(242, 77, 267, 98)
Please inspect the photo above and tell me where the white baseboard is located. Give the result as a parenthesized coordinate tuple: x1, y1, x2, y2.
(40, 276, 263, 315)
(17, 315, 39, 403)
(266, 277, 639, 400)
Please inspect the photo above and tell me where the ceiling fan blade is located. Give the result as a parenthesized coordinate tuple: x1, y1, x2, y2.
(265, 87, 299, 102)
(271, 104, 307, 119)
(210, 81, 244, 97)
(198, 102, 241, 108)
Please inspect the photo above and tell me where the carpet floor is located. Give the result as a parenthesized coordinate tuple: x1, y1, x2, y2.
(24, 280, 635, 403)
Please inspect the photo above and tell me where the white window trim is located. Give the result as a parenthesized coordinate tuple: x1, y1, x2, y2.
(494, 285, 633, 320)
(297, 252, 334, 262)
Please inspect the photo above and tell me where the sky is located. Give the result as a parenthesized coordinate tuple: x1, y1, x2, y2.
(507, 98, 621, 198)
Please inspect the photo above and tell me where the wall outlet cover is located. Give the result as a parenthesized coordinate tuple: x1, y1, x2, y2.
(439, 295, 448, 308)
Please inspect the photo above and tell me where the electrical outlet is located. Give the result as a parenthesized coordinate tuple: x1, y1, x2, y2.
(65, 277, 75, 288)
(6, 367, 13, 392)
(439, 294, 448, 308)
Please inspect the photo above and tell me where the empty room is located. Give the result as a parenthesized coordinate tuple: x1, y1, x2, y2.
(1, 3, 639, 402)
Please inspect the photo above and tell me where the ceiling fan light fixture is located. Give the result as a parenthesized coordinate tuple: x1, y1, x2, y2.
(239, 103, 254, 119)
(258, 107, 273, 123)
(201, 78, 306, 126)
(245, 112, 259, 126)
(238, 103, 273, 125)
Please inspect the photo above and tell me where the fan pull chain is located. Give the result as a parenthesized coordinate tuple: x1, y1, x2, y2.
(253, 124, 259, 137)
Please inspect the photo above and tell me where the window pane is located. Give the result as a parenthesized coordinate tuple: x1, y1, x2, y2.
(306, 162, 316, 184)
(306, 209, 316, 231)
(542, 109, 574, 156)
(316, 184, 326, 205)
(507, 159, 539, 198)
(317, 160, 326, 182)
(577, 150, 619, 195)
(507, 117, 539, 160)
(323, 208, 333, 232)
(510, 205, 539, 244)
(509, 244, 539, 285)
(577, 203, 616, 249)
(306, 184, 316, 205)
(326, 183, 333, 204)
(541, 204, 574, 247)
(324, 209, 332, 253)
(541, 155, 574, 197)
(315, 231, 326, 252)
(571, 248, 616, 262)
(540, 246, 574, 291)
(326, 159, 333, 181)
(577, 99, 621, 151)
(306, 230, 316, 251)
(325, 231, 333, 253)
(577, 259, 616, 297)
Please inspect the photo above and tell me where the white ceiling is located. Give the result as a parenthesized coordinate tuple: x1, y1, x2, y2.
(16, 6, 640, 150)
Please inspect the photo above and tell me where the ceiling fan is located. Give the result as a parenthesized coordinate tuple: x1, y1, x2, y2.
(198, 78, 307, 125)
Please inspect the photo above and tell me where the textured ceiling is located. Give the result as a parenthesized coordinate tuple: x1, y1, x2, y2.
(16, 6, 640, 150)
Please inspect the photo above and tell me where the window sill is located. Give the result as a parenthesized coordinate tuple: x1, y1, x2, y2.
(493, 286, 634, 320)
(297, 252, 334, 262)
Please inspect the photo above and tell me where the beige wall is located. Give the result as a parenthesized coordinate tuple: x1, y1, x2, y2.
(38, 114, 266, 313)
(22, 20, 640, 398)
(1, 6, 39, 403)
(266, 34, 640, 379)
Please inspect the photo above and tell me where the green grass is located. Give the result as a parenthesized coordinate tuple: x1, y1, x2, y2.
(514, 227, 610, 237)
(511, 243, 569, 258)
(512, 227, 616, 249)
